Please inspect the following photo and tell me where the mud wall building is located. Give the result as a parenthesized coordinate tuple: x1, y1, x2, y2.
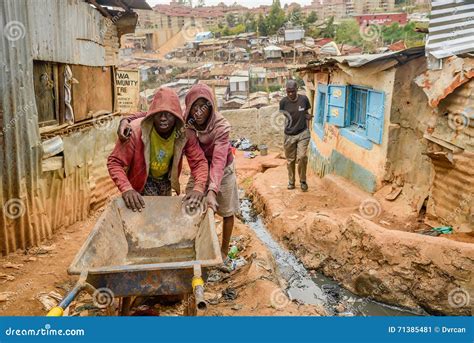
(0, 0, 147, 255)
(300, 44, 473, 233)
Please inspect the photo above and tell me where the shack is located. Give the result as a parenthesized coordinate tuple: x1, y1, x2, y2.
(0, 0, 149, 255)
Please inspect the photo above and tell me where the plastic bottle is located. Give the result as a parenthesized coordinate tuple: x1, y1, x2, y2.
(228, 246, 239, 259)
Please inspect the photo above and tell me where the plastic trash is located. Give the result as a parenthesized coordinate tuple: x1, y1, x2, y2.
(433, 226, 453, 234)
(228, 246, 239, 259)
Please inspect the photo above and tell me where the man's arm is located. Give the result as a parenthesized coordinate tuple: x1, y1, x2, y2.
(107, 135, 145, 211)
(207, 130, 231, 195)
(304, 96, 313, 129)
(183, 132, 209, 194)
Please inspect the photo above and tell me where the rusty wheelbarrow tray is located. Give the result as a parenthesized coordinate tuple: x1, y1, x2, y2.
(47, 196, 222, 316)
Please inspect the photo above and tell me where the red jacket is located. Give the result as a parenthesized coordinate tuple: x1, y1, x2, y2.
(107, 87, 208, 194)
(184, 84, 233, 194)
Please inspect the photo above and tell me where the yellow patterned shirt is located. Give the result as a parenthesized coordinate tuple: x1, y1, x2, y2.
(149, 127, 175, 179)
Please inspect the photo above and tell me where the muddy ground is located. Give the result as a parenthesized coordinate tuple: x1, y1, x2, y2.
(1, 150, 471, 316)
(0, 151, 323, 317)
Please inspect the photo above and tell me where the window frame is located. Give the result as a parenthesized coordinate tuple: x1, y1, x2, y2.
(340, 85, 376, 150)
(314, 84, 327, 140)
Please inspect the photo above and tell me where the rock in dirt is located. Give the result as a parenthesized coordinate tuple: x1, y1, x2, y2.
(231, 304, 243, 311)
(0, 292, 17, 302)
(0, 273, 15, 282)
(23, 257, 38, 262)
(3, 262, 23, 270)
(204, 292, 222, 305)
(28, 245, 56, 255)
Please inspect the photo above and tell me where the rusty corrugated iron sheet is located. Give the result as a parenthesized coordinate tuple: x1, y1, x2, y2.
(415, 56, 474, 108)
(426, 0, 474, 59)
(426, 151, 474, 232)
(27, 0, 119, 66)
(0, 0, 123, 255)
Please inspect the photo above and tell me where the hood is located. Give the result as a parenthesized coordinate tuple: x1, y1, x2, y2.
(146, 87, 184, 124)
(184, 83, 216, 128)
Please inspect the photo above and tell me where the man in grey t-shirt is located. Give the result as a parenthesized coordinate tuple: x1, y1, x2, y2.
(279, 80, 312, 191)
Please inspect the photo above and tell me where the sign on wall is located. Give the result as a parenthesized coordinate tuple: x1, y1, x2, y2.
(116, 69, 140, 113)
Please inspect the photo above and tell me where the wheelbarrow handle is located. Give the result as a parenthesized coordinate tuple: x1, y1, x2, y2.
(47, 271, 93, 316)
(193, 265, 206, 311)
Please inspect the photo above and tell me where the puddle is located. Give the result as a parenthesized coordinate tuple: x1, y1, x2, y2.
(239, 198, 424, 316)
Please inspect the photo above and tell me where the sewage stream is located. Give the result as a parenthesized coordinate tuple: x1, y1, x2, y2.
(239, 198, 425, 316)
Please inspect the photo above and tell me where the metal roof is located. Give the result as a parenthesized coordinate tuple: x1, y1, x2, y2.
(94, 0, 152, 10)
(426, 0, 474, 59)
(298, 46, 426, 71)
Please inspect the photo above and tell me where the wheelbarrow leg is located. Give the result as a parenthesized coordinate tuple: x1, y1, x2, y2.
(120, 297, 133, 316)
(183, 293, 197, 316)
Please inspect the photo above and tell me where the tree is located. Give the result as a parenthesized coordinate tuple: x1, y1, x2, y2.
(287, 7, 303, 27)
(257, 13, 268, 36)
(305, 11, 317, 25)
(320, 16, 336, 38)
(226, 13, 237, 28)
(335, 19, 362, 46)
(266, 0, 286, 35)
(197, 0, 205, 7)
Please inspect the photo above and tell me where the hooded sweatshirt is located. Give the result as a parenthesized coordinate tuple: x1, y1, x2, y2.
(184, 84, 233, 194)
(107, 87, 208, 194)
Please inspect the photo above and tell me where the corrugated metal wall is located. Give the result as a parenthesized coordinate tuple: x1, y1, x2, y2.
(427, 152, 474, 231)
(427, 0, 474, 59)
(28, 0, 114, 66)
(0, 0, 121, 255)
(426, 79, 474, 231)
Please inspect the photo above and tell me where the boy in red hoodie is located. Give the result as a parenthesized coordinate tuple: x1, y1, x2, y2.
(117, 84, 239, 258)
(108, 87, 208, 211)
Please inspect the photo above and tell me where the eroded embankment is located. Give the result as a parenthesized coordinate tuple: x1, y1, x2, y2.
(249, 167, 473, 316)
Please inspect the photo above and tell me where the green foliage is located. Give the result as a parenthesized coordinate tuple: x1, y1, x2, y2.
(335, 19, 361, 46)
(257, 13, 268, 36)
(287, 7, 303, 27)
(331, 19, 425, 51)
(266, 0, 286, 35)
(226, 13, 237, 28)
(306, 11, 317, 25)
(320, 16, 336, 38)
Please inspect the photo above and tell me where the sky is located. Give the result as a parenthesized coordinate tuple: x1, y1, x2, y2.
(146, 0, 313, 9)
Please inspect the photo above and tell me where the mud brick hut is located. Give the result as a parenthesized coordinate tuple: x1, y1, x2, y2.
(298, 45, 473, 234)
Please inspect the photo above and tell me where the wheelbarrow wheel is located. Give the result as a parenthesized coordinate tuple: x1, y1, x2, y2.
(183, 293, 197, 316)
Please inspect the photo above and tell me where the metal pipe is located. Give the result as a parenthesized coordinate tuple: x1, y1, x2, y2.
(193, 265, 207, 311)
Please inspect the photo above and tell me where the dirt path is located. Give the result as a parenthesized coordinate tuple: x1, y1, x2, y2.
(0, 151, 324, 317)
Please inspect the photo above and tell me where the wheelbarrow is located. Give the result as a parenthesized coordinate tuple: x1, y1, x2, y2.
(47, 196, 222, 316)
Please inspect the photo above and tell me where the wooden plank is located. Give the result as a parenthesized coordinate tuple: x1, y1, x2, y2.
(71, 65, 114, 122)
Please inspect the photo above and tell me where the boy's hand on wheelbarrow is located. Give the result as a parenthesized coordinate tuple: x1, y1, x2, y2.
(206, 190, 218, 212)
(183, 190, 204, 208)
(122, 190, 145, 212)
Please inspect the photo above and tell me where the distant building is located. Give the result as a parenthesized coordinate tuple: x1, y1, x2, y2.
(195, 31, 213, 42)
(229, 76, 250, 96)
(355, 13, 408, 26)
(264, 45, 283, 60)
(284, 29, 305, 42)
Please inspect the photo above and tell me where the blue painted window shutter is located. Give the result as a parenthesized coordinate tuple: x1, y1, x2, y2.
(366, 90, 385, 144)
(327, 85, 347, 127)
(316, 84, 327, 125)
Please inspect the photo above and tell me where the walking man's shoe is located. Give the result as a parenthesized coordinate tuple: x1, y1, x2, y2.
(301, 182, 308, 192)
(288, 182, 296, 190)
